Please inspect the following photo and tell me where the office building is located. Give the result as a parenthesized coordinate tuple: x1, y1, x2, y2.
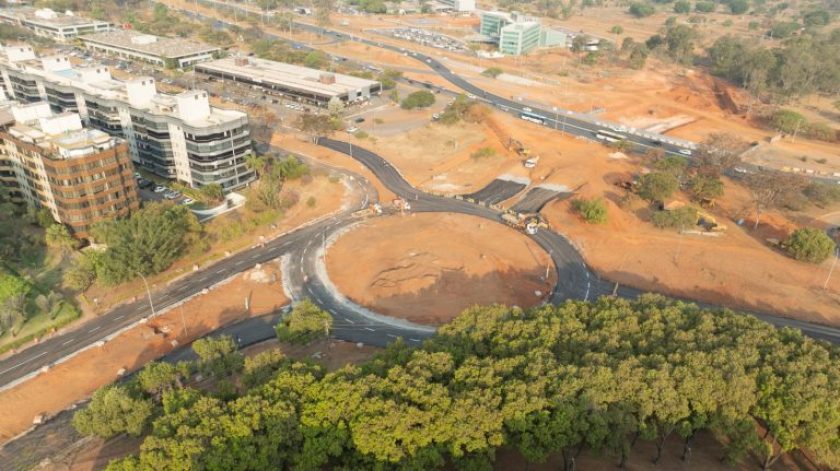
(81, 30, 221, 69)
(0, 102, 139, 238)
(0, 44, 255, 191)
(195, 56, 381, 106)
(500, 21, 541, 55)
(0, 7, 113, 42)
(437, 0, 475, 12)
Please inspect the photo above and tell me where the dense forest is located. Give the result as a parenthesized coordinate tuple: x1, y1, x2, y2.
(72, 296, 840, 470)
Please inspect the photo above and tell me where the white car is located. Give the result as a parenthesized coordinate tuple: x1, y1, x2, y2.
(522, 107, 532, 112)
(153, 185, 167, 193)
(346, 126, 359, 133)
(678, 149, 693, 156)
(181, 197, 195, 205)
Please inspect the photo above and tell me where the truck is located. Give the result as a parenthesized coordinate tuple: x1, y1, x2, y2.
(500, 212, 550, 234)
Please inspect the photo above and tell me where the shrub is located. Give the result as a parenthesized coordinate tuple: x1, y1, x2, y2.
(400, 91, 436, 110)
(687, 175, 724, 201)
(784, 228, 836, 263)
(770, 21, 799, 38)
(470, 146, 496, 159)
(770, 109, 807, 134)
(727, 0, 748, 14)
(695, 1, 715, 12)
(629, 2, 656, 17)
(306, 196, 317, 208)
(571, 198, 608, 224)
(481, 66, 503, 78)
(651, 206, 698, 230)
(674, 0, 690, 13)
(803, 182, 840, 207)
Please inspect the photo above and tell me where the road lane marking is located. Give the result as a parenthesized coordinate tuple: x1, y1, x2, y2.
(343, 318, 354, 324)
(386, 334, 396, 338)
(62, 339, 75, 346)
(88, 326, 100, 333)
(364, 327, 375, 331)
(0, 351, 47, 375)
(410, 338, 421, 342)
(114, 315, 125, 320)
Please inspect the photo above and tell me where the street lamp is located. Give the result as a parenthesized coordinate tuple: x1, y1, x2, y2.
(138, 273, 156, 317)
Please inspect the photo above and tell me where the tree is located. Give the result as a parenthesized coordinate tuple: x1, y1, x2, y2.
(674, 0, 690, 13)
(691, 132, 747, 176)
(0, 292, 26, 337)
(64, 254, 97, 291)
(727, 0, 749, 14)
(571, 35, 589, 53)
(192, 335, 244, 378)
(243, 349, 287, 388)
(73, 385, 154, 439)
(628, 44, 650, 69)
(687, 175, 724, 201)
(629, 2, 656, 17)
(571, 198, 608, 224)
(199, 183, 224, 202)
(770, 109, 807, 135)
(610, 25, 624, 35)
(91, 203, 200, 285)
(45, 224, 77, 252)
(275, 299, 333, 344)
(35, 208, 55, 228)
(783, 228, 836, 263)
(400, 91, 436, 110)
(803, 10, 830, 27)
(652, 154, 688, 178)
(745, 171, 809, 229)
(296, 114, 335, 143)
(138, 362, 185, 399)
(314, 0, 333, 26)
(695, 1, 715, 11)
(664, 24, 697, 63)
(327, 96, 345, 117)
(637, 172, 679, 203)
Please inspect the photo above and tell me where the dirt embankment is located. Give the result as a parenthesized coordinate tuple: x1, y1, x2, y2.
(0, 263, 288, 444)
(327, 212, 556, 325)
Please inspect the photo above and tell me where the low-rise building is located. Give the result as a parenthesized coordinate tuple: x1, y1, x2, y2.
(0, 102, 139, 238)
(0, 7, 113, 42)
(195, 56, 381, 106)
(0, 44, 255, 191)
(80, 30, 221, 69)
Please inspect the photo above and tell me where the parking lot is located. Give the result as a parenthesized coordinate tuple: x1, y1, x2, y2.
(373, 28, 468, 54)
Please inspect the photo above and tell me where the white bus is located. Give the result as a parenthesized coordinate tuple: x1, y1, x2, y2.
(595, 129, 626, 143)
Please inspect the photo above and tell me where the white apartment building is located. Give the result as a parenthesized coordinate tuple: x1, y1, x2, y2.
(0, 8, 114, 42)
(0, 44, 255, 190)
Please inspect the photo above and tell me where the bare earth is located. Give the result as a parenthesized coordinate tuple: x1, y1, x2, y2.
(326, 212, 556, 325)
(0, 263, 288, 444)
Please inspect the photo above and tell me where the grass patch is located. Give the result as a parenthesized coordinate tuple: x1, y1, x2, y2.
(0, 302, 80, 355)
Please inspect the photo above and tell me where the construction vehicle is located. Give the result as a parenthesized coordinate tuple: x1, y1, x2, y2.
(523, 156, 540, 168)
(697, 210, 726, 232)
(351, 203, 383, 218)
(500, 212, 550, 234)
(506, 138, 531, 158)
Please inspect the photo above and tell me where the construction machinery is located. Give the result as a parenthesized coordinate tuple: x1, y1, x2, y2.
(506, 138, 530, 158)
(351, 203, 383, 218)
(500, 212, 550, 234)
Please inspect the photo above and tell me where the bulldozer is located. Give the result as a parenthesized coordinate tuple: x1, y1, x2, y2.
(500, 212, 550, 235)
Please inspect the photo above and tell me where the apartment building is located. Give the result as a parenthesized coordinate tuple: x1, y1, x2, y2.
(0, 102, 138, 238)
(0, 44, 255, 190)
(0, 7, 114, 42)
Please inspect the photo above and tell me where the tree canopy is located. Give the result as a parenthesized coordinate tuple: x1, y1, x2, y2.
(784, 227, 837, 263)
(90, 296, 840, 471)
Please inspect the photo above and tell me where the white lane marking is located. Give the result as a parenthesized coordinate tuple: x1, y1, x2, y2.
(88, 326, 100, 333)
(386, 334, 397, 338)
(364, 327, 375, 331)
(214, 269, 225, 275)
(410, 338, 421, 342)
(62, 339, 75, 346)
(114, 315, 125, 320)
(343, 318, 355, 324)
(0, 351, 47, 375)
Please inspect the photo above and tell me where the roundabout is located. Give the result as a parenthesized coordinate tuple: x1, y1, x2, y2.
(324, 212, 556, 325)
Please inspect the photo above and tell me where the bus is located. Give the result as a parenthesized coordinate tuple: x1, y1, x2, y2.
(595, 129, 626, 143)
(520, 112, 547, 125)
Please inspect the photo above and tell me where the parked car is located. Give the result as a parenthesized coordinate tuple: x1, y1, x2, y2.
(153, 185, 167, 193)
(522, 107, 532, 112)
(354, 117, 365, 123)
(346, 126, 359, 133)
(164, 190, 181, 200)
(180, 197, 195, 205)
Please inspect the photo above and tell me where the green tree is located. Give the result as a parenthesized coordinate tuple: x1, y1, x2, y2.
(770, 109, 807, 134)
(665, 24, 697, 63)
(138, 362, 185, 399)
(400, 91, 436, 110)
(803, 10, 830, 27)
(610, 25, 624, 35)
(628, 44, 650, 69)
(637, 172, 679, 202)
(192, 335, 244, 378)
(243, 349, 287, 388)
(45, 224, 77, 252)
(629, 2, 656, 17)
(91, 203, 200, 285)
(275, 299, 333, 344)
(695, 1, 715, 11)
(64, 254, 97, 291)
(199, 183, 224, 202)
(674, 0, 690, 13)
(73, 385, 154, 439)
(727, 0, 748, 14)
(687, 175, 724, 201)
(571, 197, 609, 224)
(783, 227, 836, 263)
(296, 114, 335, 143)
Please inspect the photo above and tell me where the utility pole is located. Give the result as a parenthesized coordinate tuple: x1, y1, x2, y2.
(138, 273, 156, 317)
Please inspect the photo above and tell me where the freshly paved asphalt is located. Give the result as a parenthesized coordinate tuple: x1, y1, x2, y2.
(2, 3, 839, 389)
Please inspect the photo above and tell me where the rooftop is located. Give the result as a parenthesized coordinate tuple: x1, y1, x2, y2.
(196, 56, 380, 97)
(0, 7, 110, 28)
(8, 103, 118, 158)
(81, 30, 220, 59)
